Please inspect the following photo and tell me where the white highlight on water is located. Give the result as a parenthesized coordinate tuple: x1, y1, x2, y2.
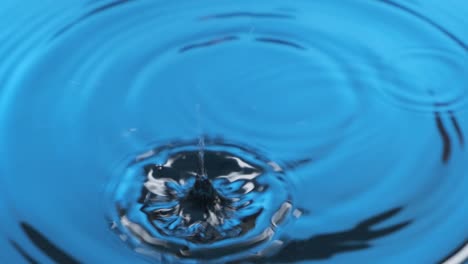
(443, 243, 468, 264)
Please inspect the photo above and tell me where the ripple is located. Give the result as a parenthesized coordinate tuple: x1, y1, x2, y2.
(108, 139, 294, 262)
(379, 48, 468, 111)
(0, 1, 467, 263)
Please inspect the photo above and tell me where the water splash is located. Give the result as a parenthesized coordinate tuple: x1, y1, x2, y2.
(109, 139, 293, 262)
(196, 104, 207, 177)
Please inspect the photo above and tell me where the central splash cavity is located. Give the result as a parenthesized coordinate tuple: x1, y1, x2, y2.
(141, 152, 262, 244)
(109, 139, 294, 262)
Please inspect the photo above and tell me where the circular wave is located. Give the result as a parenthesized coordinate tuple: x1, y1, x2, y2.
(108, 139, 294, 262)
(0, 0, 467, 264)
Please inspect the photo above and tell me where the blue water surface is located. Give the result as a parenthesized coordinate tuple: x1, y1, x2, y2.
(0, 0, 467, 263)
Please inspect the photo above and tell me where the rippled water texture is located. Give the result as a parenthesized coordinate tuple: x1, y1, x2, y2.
(1, 0, 467, 263)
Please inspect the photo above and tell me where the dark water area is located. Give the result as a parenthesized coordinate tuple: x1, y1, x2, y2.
(0, 0, 467, 263)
